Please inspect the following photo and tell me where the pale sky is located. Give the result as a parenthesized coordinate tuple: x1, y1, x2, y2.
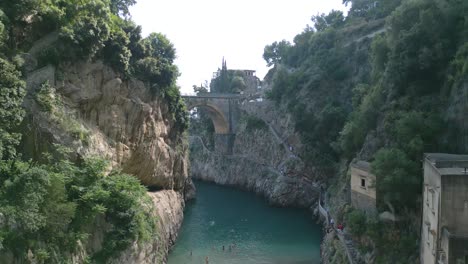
(129, 0, 349, 94)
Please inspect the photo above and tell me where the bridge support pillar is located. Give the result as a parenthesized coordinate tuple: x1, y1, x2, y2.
(214, 133, 236, 155)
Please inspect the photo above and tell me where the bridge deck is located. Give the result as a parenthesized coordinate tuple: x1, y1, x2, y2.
(181, 93, 244, 99)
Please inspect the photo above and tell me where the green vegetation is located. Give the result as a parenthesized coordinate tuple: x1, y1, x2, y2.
(210, 59, 251, 93)
(35, 81, 90, 142)
(0, 0, 188, 133)
(341, 0, 467, 212)
(0, 154, 156, 263)
(266, 0, 468, 261)
(0, 57, 26, 160)
(0, 0, 189, 262)
(189, 84, 215, 150)
(264, 9, 356, 167)
(35, 81, 55, 112)
(243, 115, 267, 132)
(344, 208, 418, 263)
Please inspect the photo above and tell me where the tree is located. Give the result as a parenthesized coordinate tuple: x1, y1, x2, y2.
(59, 0, 112, 59)
(230, 75, 246, 92)
(140, 33, 176, 63)
(132, 33, 179, 90)
(371, 148, 420, 212)
(263, 40, 291, 67)
(193, 83, 208, 94)
(101, 28, 131, 74)
(311, 10, 345, 32)
(344, 0, 402, 19)
(110, 0, 136, 17)
(346, 209, 367, 237)
(210, 58, 231, 93)
(0, 57, 26, 160)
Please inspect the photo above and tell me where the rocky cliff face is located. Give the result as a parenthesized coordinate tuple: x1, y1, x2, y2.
(64, 190, 184, 264)
(190, 105, 319, 208)
(20, 61, 190, 263)
(24, 62, 188, 190)
(112, 191, 185, 264)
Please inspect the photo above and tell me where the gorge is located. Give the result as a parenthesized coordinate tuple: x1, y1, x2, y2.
(1, 0, 468, 263)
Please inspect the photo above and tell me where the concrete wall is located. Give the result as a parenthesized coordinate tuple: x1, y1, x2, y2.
(449, 237, 468, 264)
(421, 160, 442, 264)
(350, 166, 376, 213)
(441, 230, 450, 264)
(441, 174, 468, 235)
(351, 191, 376, 214)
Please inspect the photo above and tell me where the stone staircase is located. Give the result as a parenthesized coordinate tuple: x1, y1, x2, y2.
(342, 233, 362, 263)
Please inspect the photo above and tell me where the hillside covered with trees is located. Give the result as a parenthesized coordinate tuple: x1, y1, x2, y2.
(264, 0, 468, 262)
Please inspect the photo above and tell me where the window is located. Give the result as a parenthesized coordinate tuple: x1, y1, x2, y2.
(361, 178, 366, 188)
(427, 188, 436, 213)
(430, 190, 436, 213)
(425, 186, 429, 205)
(426, 224, 431, 244)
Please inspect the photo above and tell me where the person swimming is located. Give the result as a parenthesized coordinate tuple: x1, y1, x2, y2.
(205, 256, 209, 264)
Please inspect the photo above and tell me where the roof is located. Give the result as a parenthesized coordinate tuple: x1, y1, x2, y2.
(425, 153, 468, 163)
(425, 153, 468, 176)
(351, 160, 371, 172)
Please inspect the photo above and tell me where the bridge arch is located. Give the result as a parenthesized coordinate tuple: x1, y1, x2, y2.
(186, 102, 229, 134)
(183, 94, 240, 154)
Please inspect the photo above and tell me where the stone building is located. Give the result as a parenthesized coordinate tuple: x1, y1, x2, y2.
(350, 160, 377, 214)
(420, 153, 468, 264)
(210, 59, 262, 94)
(233, 69, 261, 94)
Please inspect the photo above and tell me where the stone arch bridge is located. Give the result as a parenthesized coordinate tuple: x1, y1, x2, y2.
(182, 93, 248, 154)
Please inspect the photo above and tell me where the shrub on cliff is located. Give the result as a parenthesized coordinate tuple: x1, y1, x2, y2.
(0, 57, 26, 160)
(0, 155, 156, 263)
(243, 115, 268, 132)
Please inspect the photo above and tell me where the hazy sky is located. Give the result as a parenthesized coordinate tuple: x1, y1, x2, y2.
(130, 0, 349, 94)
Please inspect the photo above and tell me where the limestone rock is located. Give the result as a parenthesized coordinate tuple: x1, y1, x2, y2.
(183, 178, 197, 201)
(190, 137, 318, 208)
(24, 61, 189, 190)
(112, 190, 184, 264)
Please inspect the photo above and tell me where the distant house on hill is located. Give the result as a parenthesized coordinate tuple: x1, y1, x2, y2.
(210, 58, 261, 94)
(350, 160, 377, 214)
(420, 153, 468, 264)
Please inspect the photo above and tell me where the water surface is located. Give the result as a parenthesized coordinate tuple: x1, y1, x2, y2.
(168, 181, 322, 264)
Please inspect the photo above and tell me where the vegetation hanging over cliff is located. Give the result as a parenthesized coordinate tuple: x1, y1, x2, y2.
(0, 0, 188, 132)
(0, 155, 156, 263)
(265, 0, 468, 262)
(0, 0, 188, 262)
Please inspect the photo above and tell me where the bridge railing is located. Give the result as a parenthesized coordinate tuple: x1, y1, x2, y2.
(181, 92, 263, 100)
(181, 93, 244, 99)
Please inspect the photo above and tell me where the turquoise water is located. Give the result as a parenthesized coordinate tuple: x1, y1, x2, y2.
(167, 181, 322, 264)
